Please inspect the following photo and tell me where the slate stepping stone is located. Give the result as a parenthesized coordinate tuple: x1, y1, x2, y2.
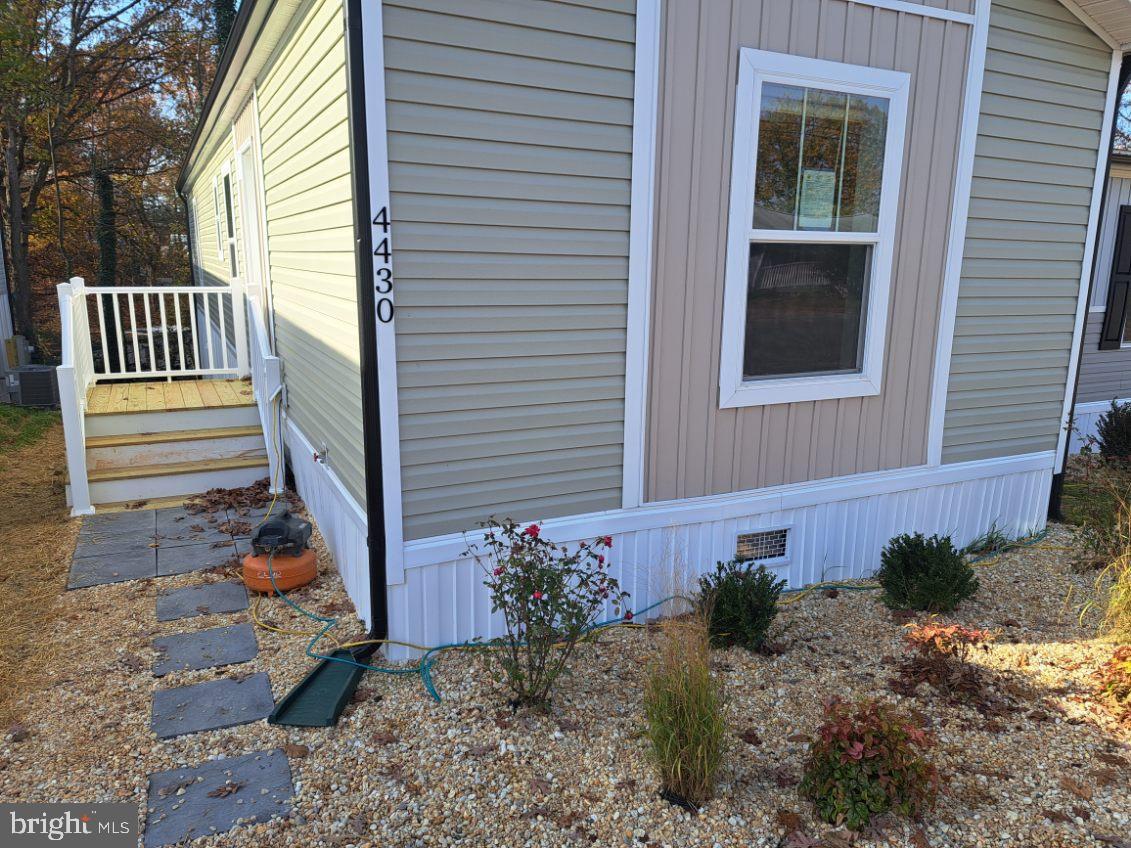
(153, 623, 258, 677)
(156, 581, 248, 622)
(67, 548, 156, 589)
(151, 673, 274, 739)
(156, 539, 249, 577)
(143, 749, 293, 848)
(154, 506, 230, 548)
(80, 509, 155, 539)
(73, 532, 155, 560)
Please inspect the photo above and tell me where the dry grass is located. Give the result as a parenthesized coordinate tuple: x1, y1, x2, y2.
(642, 612, 727, 811)
(1077, 491, 1131, 643)
(0, 422, 80, 728)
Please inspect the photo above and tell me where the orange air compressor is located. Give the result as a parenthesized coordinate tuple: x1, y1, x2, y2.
(242, 511, 318, 593)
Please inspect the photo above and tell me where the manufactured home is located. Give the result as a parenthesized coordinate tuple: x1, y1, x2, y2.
(1071, 149, 1131, 450)
(55, 0, 1131, 652)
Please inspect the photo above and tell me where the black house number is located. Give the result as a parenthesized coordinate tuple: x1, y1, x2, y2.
(373, 206, 394, 323)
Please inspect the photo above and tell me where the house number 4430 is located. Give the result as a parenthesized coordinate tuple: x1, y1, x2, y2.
(372, 206, 394, 323)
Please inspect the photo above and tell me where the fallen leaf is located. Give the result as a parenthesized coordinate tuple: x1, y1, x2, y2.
(740, 727, 762, 746)
(372, 731, 398, 746)
(783, 832, 820, 848)
(910, 828, 930, 848)
(1059, 776, 1093, 801)
(468, 744, 494, 757)
(119, 654, 145, 672)
(1096, 752, 1128, 767)
(529, 776, 552, 795)
(787, 733, 809, 743)
(6, 725, 29, 742)
(820, 831, 856, 848)
(1091, 768, 1118, 787)
(775, 809, 803, 832)
(1072, 805, 1092, 821)
(206, 780, 245, 798)
(1042, 809, 1072, 823)
(282, 744, 309, 758)
(771, 766, 799, 787)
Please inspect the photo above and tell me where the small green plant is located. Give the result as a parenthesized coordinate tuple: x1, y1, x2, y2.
(800, 698, 938, 831)
(1095, 400, 1131, 462)
(643, 614, 727, 811)
(1095, 645, 1131, 726)
(875, 533, 979, 612)
(962, 523, 1011, 558)
(464, 518, 628, 708)
(697, 559, 786, 652)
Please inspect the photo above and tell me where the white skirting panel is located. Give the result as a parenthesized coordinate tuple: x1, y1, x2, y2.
(384, 453, 1054, 659)
(285, 418, 372, 628)
(1070, 398, 1128, 453)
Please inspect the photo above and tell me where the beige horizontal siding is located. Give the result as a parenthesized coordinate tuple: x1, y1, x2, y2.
(385, 0, 634, 540)
(941, 0, 1111, 464)
(256, 0, 365, 505)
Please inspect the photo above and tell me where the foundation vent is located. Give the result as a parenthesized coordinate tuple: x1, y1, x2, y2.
(736, 528, 789, 562)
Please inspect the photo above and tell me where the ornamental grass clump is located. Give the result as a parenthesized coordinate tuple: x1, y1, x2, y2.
(1095, 645, 1131, 726)
(698, 559, 786, 652)
(875, 533, 979, 612)
(643, 614, 727, 811)
(465, 518, 628, 708)
(800, 698, 938, 831)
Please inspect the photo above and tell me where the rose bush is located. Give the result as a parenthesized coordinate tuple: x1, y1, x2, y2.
(464, 518, 629, 708)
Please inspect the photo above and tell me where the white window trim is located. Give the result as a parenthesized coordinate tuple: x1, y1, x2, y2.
(719, 49, 910, 409)
(214, 174, 224, 261)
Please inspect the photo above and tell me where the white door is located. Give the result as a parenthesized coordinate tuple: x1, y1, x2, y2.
(237, 143, 272, 346)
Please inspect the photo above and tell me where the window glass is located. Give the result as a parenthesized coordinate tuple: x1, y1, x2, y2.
(223, 174, 235, 238)
(753, 83, 889, 233)
(742, 242, 871, 379)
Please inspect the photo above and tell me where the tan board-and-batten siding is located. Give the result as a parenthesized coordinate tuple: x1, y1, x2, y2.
(256, 0, 366, 505)
(941, 0, 1112, 463)
(644, 0, 970, 503)
(383, 0, 635, 540)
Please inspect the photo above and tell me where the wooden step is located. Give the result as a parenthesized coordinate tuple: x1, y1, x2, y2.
(86, 425, 262, 449)
(87, 455, 268, 483)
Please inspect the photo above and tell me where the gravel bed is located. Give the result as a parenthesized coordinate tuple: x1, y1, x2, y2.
(0, 521, 1127, 848)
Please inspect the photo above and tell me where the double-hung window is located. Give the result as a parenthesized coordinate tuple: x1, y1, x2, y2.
(719, 49, 909, 408)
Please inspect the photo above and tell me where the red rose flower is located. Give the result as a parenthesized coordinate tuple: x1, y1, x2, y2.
(522, 524, 541, 538)
(493, 566, 504, 576)
(532, 590, 543, 600)
(597, 555, 605, 564)
(624, 610, 633, 621)
(600, 535, 613, 548)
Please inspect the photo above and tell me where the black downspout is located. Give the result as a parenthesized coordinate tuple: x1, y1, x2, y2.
(343, 0, 389, 651)
(1050, 53, 1131, 521)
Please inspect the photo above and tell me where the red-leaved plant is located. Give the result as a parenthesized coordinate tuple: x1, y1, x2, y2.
(1095, 645, 1131, 726)
(897, 619, 993, 697)
(799, 698, 938, 831)
(464, 518, 628, 708)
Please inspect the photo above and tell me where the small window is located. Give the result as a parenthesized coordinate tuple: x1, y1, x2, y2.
(214, 177, 225, 260)
(222, 170, 238, 278)
(720, 50, 909, 408)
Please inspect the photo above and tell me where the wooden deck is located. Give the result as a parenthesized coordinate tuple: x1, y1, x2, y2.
(85, 379, 255, 415)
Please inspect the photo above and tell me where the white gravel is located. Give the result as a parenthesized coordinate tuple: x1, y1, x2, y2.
(0, 519, 1127, 848)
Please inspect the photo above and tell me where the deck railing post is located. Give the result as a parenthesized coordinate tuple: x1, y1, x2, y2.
(232, 281, 250, 379)
(57, 280, 94, 516)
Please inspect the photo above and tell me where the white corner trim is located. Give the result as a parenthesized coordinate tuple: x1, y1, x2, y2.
(1057, 49, 1122, 472)
(846, 0, 975, 24)
(621, 0, 661, 511)
(927, 0, 991, 466)
(403, 449, 1056, 570)
(718, 49, 909, 410)
(358, 0, 405, 586)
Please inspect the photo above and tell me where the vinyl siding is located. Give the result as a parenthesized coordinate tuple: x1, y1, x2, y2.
(257, 0, 365, 505)
(941, 0, 1111, 464)
(1077, 173, 1131, 404)
(645, 0, 970, 502)
(186, 138, 238, 357)
(384, 0, 634, 540)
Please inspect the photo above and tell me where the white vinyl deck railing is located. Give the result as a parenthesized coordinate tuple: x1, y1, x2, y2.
(57, 277, 95, 515)
(87, 285, 248, 380)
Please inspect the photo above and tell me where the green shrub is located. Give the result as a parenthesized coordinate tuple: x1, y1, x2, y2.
(698, 559, 786, 651)
(800, 698, 938, 830)
(643, 615, 727, 810)
(875, 533, 979, 612)
(1095, 400, 1131, 462)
